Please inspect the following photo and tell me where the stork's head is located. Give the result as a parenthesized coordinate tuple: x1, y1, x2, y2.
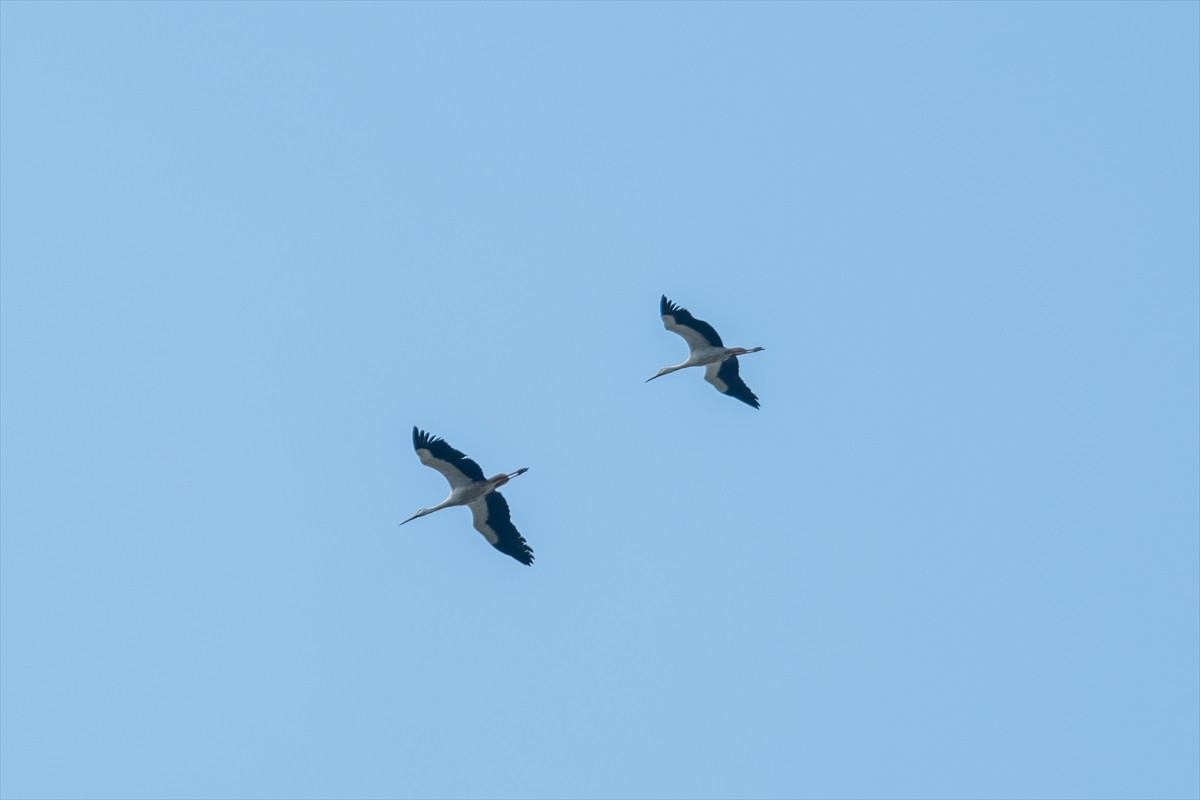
(399, 508, 431, 526)
(645, 366, 675, 382)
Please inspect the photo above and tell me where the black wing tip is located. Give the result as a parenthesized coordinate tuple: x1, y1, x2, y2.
(715, 359, 760, 408)
(732, 388, 761, 409)
(484, 492, 535, 566)
(723, 391, 760, 409)
(496, 537, 535, 566)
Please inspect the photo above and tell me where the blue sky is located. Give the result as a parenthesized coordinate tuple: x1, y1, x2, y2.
(1, 2, 1197, 798)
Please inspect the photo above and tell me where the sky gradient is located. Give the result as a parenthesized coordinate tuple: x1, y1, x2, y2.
(2, 2, 1198, 798)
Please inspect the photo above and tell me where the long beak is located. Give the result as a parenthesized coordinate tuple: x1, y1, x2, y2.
(399, 511, 421, 526)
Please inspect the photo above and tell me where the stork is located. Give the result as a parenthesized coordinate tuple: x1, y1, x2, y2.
(400, 427, 534, 566)
(647, 295, 765, 408)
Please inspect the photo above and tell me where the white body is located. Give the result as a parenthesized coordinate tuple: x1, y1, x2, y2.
(648, 295, 764, 408)
(402, 427, 534, 565)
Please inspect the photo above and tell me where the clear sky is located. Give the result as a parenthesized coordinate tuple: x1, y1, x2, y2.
(1, 2, 1197, 799)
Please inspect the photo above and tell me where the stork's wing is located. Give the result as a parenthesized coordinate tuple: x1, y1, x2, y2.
(661, 295, 724, 351)
(469, 491, 535, 566)
(705, 357, 760, 409)
(412, 427, 486, 488)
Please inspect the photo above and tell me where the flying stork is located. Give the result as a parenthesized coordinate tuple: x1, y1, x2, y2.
(400, 427, 534, 566)
(647, 295, 765, 408)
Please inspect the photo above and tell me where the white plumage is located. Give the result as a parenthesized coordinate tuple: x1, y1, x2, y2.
(401, 427, 535, 566)
(647, 295, 765, 409)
